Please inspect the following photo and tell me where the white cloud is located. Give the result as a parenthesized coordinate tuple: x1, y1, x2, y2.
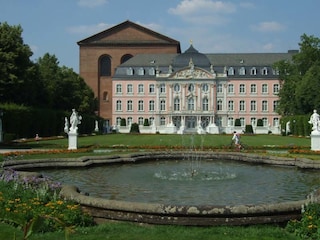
(251, 21, 286, 32)
(67, 23, 112, 35)
(77, 0, 107, 8)
(169, 0, 236, 15)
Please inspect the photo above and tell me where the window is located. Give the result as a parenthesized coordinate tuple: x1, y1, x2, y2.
(273, 100, 279, 112)
(160, 99, 166, 111)
(138, 84, 144, 94)
(250, 100, 256, 111)
(149, 117, 154, 125)
(160, 84, 166, 93)
(174, 98, 180, 111)
(239, 100, 245, 111)
(262, 118, 268, 127)
(250, 84, 257, 94)
(217, 99, 223, 111)
(227, 117, 234, 126)
(239, 67, 246, 75)
(251, 118, 256, 126)
(121, 54, 133, 64)
(149, 67, 155, 75)
(262, 84, 268, 94)
(138, 67, 145, 75)
(127, 117, 132, 126)
(228, 67, 235, 75)
(217, 84, 223, 93)
(149, 84, 155, 93)
(239, 84, 245, 94)
(273, 84, 279, 94)
(116, 100, 122, 111)
(188, 98, 194, 111)
(261, 67, 268, 75)
(138, 117, 144, 125)
(240, 117, 245, 126)
(127, 84, 133, 94)
(99, 55, 111, 76)
(116, 84, 122, 94)
(138, 100, 144, 111)
(160, 116, 166, 126)
(103, 91, 108, 101)
(202, 98, 209, 111)
(116, 117, 121, 126)
(174, 83, 180, 92)
(188, 83, 194, 92)
(127, 67, 134, 75)
(127, 100, 133, 111)
(250, 67, 257, 75)
(149, 100, 155, 111)
(262, 100, 268, 111)
(228, 100, 234, 111)
(273, 117, 279, 127)
(228, 84, 234, 93)
(202, 83, 209, 92)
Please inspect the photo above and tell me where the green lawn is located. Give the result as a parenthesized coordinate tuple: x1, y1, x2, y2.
(9, 133, 312, 149)
(0, 222, 300, 240)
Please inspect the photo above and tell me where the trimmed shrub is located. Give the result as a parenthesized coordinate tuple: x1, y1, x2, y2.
(245, 124, 254, 134)
(130, 123, 140, 133)
(234, 118, 241, 127)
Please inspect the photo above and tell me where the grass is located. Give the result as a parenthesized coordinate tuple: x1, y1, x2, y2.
(0, 133, 318, 239)
(0, 222, 300, 240)
(26, 133, 310, 148)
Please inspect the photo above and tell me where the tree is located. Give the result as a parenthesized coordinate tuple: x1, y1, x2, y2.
(275, 34, 320, 115)
(0, 22, 38, 105)
(36, 53, 96, 113)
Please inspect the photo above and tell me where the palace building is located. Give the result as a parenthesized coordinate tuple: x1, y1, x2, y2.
(78, 20, 296, 134)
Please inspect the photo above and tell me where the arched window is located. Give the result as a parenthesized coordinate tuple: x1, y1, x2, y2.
(188, 98, 194, 111)
(103, 91, 108, 101)
(121, 54, 133, 64)
(202, 98, 209, 111)
(174, 98, 180, 111)
(99, 55, 111, 76)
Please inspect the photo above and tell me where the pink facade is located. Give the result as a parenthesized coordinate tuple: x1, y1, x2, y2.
(111, 45, 293, 134)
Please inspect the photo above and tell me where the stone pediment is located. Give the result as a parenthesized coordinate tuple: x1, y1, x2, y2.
(78, 20, 180, 46)
(170, 67, 215, 79)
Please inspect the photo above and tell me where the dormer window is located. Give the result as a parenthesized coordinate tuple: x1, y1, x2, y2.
(250, 67, 257, 75)
(228, 67, 235, 75)
(261, 67, 268, 75)
(138, 67, 145, 75)
(239, 67, 246, 75)
(127, 67, 134, 75)
(149, 67, 155, 75)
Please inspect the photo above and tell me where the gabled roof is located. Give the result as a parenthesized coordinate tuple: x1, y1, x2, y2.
(77, 20, 181, 51)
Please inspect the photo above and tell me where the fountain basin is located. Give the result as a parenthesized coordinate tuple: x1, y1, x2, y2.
(4, 152, 320, 226)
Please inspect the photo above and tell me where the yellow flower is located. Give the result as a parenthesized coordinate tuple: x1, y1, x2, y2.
(5, 208, 10, 212)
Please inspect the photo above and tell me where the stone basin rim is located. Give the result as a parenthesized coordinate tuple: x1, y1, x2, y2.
(3, 151, 320, 226)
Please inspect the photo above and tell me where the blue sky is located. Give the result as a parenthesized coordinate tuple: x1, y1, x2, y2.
(1, 0, 319, 73)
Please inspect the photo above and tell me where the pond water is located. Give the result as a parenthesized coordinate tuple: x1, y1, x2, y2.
(41, 159, 320, 206)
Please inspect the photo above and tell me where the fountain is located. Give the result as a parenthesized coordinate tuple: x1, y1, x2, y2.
(4, 150, 320, 226)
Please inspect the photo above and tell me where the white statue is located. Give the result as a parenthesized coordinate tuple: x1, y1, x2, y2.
(64, 117, 69, 133)
(309, 109, 320, 131)
(69, 109, 82, 133)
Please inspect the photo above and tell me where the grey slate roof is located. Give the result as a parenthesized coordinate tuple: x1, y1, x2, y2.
(113, 45, 297, 79)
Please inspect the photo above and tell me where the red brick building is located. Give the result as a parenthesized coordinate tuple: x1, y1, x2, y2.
(77, 20, 181, 127)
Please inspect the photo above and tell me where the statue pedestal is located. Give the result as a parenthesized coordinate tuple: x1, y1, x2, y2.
(311, 131, 320, 151)
(68, 132, 78, 150)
